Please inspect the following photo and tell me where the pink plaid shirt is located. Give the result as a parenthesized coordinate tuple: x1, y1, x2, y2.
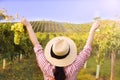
(34, 44, 92, 80)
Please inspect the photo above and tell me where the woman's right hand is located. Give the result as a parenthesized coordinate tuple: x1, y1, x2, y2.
(20, 17, 39, 46)
(21, 18, 30, 27)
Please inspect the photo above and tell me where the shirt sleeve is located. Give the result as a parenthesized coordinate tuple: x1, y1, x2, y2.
(34, 44, 55, 77)
(69, 45, 92, 72)
(33, 44, 49, 70)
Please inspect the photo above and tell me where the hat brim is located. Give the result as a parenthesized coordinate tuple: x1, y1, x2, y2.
(44, 36, 77, 67)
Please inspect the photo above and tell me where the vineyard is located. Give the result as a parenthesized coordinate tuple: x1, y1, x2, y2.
(0, 19, 120, 80)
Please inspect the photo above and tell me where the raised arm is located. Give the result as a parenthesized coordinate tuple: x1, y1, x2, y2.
(21, 18, 51, 72)
(21, 18, 39, 46)
(86, 21, 100, 47)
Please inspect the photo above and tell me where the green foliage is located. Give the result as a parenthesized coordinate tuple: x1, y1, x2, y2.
(48, 33, 55, 40)
(11, 23, 25, 45)
(0, 23, 14, 58)
(106, 27, 120, 53)
(93, 21, 120, 65)
(77, 69, 96, 80)
(0, 22, 32, 61)
(78, 74, 96, 80)
(36, 32, 49, 48)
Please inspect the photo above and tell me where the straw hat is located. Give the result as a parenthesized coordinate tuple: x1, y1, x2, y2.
(44, 36, 77, 67)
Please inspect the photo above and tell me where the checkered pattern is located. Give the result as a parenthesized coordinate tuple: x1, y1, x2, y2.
(34, 44, 92, 80)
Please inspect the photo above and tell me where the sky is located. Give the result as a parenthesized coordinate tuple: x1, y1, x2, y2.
(0, 0, 120, 23)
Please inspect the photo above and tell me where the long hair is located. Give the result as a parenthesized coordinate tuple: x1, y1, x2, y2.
(54, 66, 66, 80)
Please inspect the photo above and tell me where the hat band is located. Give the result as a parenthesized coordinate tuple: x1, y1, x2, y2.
(50, 45, 70, 59)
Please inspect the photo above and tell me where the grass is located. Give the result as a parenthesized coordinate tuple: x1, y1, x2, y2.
(0, 54, 44, 80)
(0, 54, 120, 80)
(77, 56, 120, 80)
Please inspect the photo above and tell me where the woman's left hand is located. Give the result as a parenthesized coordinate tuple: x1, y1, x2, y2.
(90, 21, 100, 32)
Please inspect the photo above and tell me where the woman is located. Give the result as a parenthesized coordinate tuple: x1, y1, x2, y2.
(21, 18, 100, 80)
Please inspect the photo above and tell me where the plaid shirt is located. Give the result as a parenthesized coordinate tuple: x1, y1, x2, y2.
(34, 44, 92, 80)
